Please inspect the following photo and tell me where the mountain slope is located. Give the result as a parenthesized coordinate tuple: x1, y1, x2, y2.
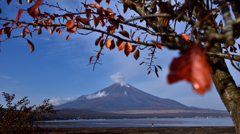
(54, 83, 225, 114)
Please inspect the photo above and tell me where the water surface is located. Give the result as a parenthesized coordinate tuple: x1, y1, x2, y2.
(35, 118, 234, 128)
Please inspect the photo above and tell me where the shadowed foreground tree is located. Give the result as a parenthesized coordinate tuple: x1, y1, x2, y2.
(0, 92, 55, 134)
(0, 0, 240, 133)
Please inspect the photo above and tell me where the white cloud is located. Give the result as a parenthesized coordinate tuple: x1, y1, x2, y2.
(49, 97, 76, 106)
(0, 75, 11, 79)
(110, 72, 129, 87)
(86, 91, 108, 99)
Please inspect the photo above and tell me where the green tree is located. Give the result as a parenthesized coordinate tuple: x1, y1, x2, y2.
(0, 92, 55, 134)
(0, 0, 240, 133)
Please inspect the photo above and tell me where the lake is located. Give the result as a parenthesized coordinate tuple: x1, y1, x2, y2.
(35, 118, 234, 127)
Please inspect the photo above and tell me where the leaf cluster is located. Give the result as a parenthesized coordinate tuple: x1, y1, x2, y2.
(0, 92, 55, 134)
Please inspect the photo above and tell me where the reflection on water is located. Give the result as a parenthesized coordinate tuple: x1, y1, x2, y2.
(35, 118, 234, 128)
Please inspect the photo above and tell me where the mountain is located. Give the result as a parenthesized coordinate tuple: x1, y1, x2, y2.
(54, 83, 227, 114)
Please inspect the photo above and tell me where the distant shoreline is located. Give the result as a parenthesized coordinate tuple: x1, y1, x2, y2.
(35, 126, 236, 134)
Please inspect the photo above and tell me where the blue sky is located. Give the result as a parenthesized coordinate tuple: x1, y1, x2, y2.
(0, 0, 239, 111)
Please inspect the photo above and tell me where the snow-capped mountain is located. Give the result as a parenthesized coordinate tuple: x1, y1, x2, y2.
(54, 83, 226, 114)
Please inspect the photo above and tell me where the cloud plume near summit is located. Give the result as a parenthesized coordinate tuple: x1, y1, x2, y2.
(110, 72, 129, 87)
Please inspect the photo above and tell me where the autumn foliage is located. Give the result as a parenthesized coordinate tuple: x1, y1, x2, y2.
(1, 0, 240, 131)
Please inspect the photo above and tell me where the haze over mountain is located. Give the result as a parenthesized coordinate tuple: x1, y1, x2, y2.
(54, 82, 226, 114)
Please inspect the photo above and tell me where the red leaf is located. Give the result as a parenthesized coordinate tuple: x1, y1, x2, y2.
(148, 70, 151, 75)
(76, 17, 90, 25)
(96, 51, 100, 59)
(134, 49, 140, 60)
(106, 0, 110, 4)
(86, 9, 91, 18)
(66, 19, 75, 29)
(168, 44, 212, 94)
(21, 26, 28, 37)
(89, 56, 93, 64)
(151, 40, 162, 50)
(4, 27, 10, 34)
(0, 28, 4, 35)
(139, 61, 144, 65)
(27, 8, 40, 18)
(31, 0, 43, 11)
(29, 29, 32, 37)
(27, 39, 34, 53)
(157, 65, 162, 70)
(119, 30, 129, 38)
(155, 66, 159, 78)
(37, 27, 42, 35)
(95, 37, 101, 46)
(123, 2, 128, 13)
(2, 22, 10, 27)
(16, 9, 23, 23)
(95, 0, 102, 4)
(66, 34, 70, 40)
(161, 38, 166, 43)
(100, 39, 104, 49)
(7, 0, 12, 5)
(110, 39, 115, 50)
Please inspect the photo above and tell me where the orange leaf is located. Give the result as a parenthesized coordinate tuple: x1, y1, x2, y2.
(168, 44, 212, 94)
(119, 30, 129, 38)
(95, 37, 101, 46)
(67, 25, 77, 33)
(96, 51, 100, 59)
(16, 9, 23, 23)
(66, 19, 75, 29)
(28, 29, 32, 37)
(76, 16, 90, 25)
(180, 33, 190, 42)
(151, 40, 162, 50)
(106, 0, 110, 4)
(27, 39, 34, 53)
(124, 42, 132, 56)
(105, 38, 111, 48)
(118, 41, 125, 51)
(37, 27, 42, 35)
(66, 34, 70, 40)
(110, 39, 115, 50)
(89, 56, 93, 64)
(93, 15, 99, 27)
(49, 28, 53, 35)
(95, 0, 102, 4)
(134, 49, 140, 60)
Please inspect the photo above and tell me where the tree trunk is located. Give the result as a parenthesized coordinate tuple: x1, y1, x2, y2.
(208, 42, 240, 134)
